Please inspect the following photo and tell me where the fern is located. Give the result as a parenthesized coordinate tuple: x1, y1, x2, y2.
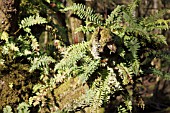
(123, 11, 151, 42)
(144, 19, 170, 32)
(63, 3, 103, 25)
(19, 14, 47, 29)
(124, 36, 140, 59)
(29, 35, 40, 51)
(158, 51, 170, 63)
(155, 19, 170, 29)
(105, 5, 123, 26)
(30, 55, 56, 75)
(131, 59, 140, 76)
(59, 2, 170, 112)
(127, 0, 141, 15)
(68, 67, 123, 111)
(29, 83, 49, 107)
(75, 21, 96, 34)
(54, 41, 101, 84)
(152, 34, 167, 45)
(54, 42, 90, 71)
(3, 105, 13, 113)
(140, 10, 167, 27)
(149, 50, 170, 63)
(118, 105, 128, 113)
(117, 63, 133, 85)
(17, 102, 30, 113)
(78, 58, 100, 83)
(7, 1, 169, 113)
(150, 68, 170, 79)
(140, 10, 170, 32)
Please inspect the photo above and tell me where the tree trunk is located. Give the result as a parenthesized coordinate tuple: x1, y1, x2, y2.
(65, 0, 84, 45)
(0, 0, 20, 34)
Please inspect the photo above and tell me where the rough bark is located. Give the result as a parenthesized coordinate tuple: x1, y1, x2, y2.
(65, 0, 84, 44)
(0, 0, 20, 34)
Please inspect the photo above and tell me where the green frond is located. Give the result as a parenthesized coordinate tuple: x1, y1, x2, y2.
(117, 63, 133, 85)
(131, 59, 140, 76)
(141, 10, 167, 26)
(125, 26, 150, 41)
(75, 67, 122, 110)
(144, 19, 170, 31)
(123, 8, 136, 24)
(19, 15, 47, 29)
(78, 59, 100, 83)
(90, 77, 110, 109)
(30, 35, 40, 51)
(123, 12, 151, 41)
(150, 68, 170, 79)
(3, 105, 13, 113)
(64, 3, 103, 25)
(54, 42, 90, 72)
(124, 36, 140, 59)
(17, 102, 30, 113)
(54, 41, 100, 83)
(105, 5, 124, 26)
(152, 34, 167, 45)
(118, 105, 128, 113)
(30, 55, 56, 74)
(160, 52, 170, 63)
(127, 0, 141, 15)
(75, 21, 96, 34)
(155, 19, 170, 29)
(140, 10, 170, 32)
(151, 50, 170, 63)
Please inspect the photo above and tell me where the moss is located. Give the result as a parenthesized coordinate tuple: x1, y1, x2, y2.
(0, 63, 38, 111)
(84, 107, 105, 113)
(54, 77, 89, 110)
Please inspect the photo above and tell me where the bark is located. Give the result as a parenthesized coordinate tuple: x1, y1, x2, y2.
(0, 0, 20, 34)
(65, 0, 84, 45)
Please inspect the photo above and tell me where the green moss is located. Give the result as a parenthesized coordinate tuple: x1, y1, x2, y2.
(84, 107, 105, 113)
(0, 63, 37, 111)
(54, 77, 89, 109)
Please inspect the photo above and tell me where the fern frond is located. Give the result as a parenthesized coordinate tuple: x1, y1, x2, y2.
(124, 36, 140, 59)
(125, 25, 150, 40)
(159, 52, 170, 63)
(79, 59, 100, 83)
(123, 12, 151, 41)
(19, 15, 47, 29)
(17, 102, 30, 113)
(30, 55, 56, 74)
(127, 0, 141, 15)
(105, 5, 123, 26)
(54, 42, 90, 72)
(75, 21, 96, 34)
(117, 63, 133, 85)
(151, 50, 170, 63)
(152, 35, 167, 45)
(141, 10, 167, 26)
(144, 19, 170, 31)
(150, 68, 170, 79)
(29, 35, 39, 51)
(123, 8, 137, 24)
(131, 59, 140, 75)
(155, 19, 170, 29)
(3, 105, 13, 113)
(64, 3, 103, 25)
(74, 68, 122, 111)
